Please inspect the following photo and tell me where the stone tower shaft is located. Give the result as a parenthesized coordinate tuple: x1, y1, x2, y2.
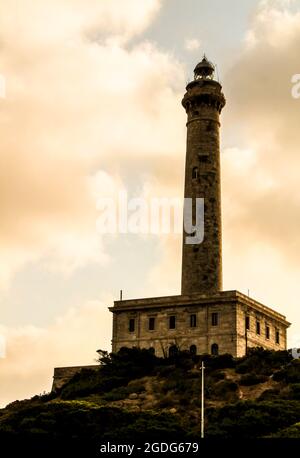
(181, 57, 226, 295)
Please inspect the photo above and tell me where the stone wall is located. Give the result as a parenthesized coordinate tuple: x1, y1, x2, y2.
(52, 365, 99, 392)
(236, 302, 288, 357)
(112, 301, 237, 357)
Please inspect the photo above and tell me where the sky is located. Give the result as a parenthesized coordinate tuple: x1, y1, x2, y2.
(0, 0, 300, 407)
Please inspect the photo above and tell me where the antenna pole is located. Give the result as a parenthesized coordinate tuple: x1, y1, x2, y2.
(201, 360, 205, 438)
(215, 63, 220, 82)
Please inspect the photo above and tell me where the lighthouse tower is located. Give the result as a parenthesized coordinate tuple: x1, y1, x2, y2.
(181, 56, 226, 295)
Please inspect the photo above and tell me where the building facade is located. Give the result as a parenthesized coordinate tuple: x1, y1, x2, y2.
(110, 291, 289, 358)
(109, 57, 290, 358)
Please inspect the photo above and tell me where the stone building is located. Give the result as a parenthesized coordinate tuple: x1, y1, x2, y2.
(109, 57, 290, 358)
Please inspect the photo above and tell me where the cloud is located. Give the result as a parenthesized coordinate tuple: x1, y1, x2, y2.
(223, 0, 300, 265)
(184, 38, 201, 52)
(219, 0, 300, 340)
(0, 0, 187, 404)
(0, 0, 161, 48)
(0, 0, 185, 287)
(0, 298, 112, 407)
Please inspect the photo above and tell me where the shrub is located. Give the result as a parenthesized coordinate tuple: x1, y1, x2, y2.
(102, 381, 145, 401)
(239, 373, 268, 386)
(60, 373, 128, 400)
(236, 348, 291, 375)
(60, 347, 161, 399)
(179, 394, 191, 406)
(99, 347, 161, 380)
(0, 402, 190, 443)
(258, 388, 280, 401)
(186, 371, 200, 380)
(127, 379, 147, 391)
(203, 353, 236, 370)
(269, 422, 300, 438)
(161, 376, 195, 396)
(155, 365, 176, 378)
(157, 394, 176, 409)
(273, 360, 300, 383)
(206, 400, 300, 438)
(287, 384, 300, 400)
(210, 370, 226, 381)
(209, 380, 239, 401)
(161, 379, 178, 394)
(164, 350, 196, 370)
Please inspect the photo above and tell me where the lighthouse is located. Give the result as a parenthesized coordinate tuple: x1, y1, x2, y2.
(181, 56, 226, 295)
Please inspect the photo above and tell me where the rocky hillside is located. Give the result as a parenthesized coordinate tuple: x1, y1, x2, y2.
(1, 347, 300, 447)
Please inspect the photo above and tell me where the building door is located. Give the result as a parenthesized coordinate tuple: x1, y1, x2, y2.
(169, 345, 178, 358)
(190, 344, 197, 355)
(211, 343, 219, 356)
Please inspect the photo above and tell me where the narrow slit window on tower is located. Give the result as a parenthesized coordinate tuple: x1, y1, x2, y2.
(199, 155, 209, 163)
(256, 320, 261, 335)
(169, 315, 176, 329)
(149, 317, 155, 331)
(212, 312, 218, 326)
(192, 166, 198, 179)
(129, 318, 135, 333)
(190, 314, 197, 328)
(266, 325, 270, 340)
(276, 329, 280, 344)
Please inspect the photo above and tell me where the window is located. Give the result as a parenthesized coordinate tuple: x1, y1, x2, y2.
(245, 316, 250, 331)
(129, 318, 135, 333)
(266, 325, 270, 340)
(256, 321, 261, 335)
(190, 314, 197, 328)
(212, 312, 218, 326)
(276, 330, 280, 344)
(190, 345, 197, 355)
(211, 343, 219, 356)
(199, 155, 208, 163)
(149, 317, 155, 331)
(169, 315, 176, 329)
(192, 166, 198, 179)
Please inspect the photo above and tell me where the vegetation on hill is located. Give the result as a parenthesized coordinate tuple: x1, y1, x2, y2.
(1, 347, 300, 445)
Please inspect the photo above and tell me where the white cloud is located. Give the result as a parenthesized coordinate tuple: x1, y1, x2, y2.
(220, 0, 300, 346)
(184, 38, 201, 52)
(0, 0, 185, 287)
(0, 298, 112, 407)
(0, 0, 161, 48)
(0, 0, 186, 405)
